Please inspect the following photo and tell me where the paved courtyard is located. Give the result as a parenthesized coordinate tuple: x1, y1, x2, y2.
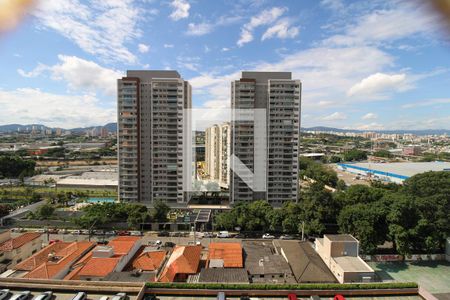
(369, 261, 450, 294)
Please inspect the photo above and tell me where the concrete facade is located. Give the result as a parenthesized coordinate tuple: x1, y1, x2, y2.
(230, 71, 301, 205)
(315, 234, 375, 283)
(118, 70, 192, 205)
(205, 123, 231, 188)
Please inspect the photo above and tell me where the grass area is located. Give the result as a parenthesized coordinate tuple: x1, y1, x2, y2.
(369, 261, 450, 293)
(0, 186, 116, 197)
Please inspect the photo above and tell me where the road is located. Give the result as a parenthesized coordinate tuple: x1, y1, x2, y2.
(0, 200, 46, 226)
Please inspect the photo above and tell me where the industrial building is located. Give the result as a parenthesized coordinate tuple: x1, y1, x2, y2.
(338, 161, 450, 184)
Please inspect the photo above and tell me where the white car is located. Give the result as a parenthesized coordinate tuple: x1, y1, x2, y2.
(129, 231, 142, 236)
(33, 291, 52, 300)
(262, 233, 275, 239)
(10, 291, 31, 300)
(111, 293, 127, 300)
(217, 231, 230, 238)
(0, 289, 11, 300)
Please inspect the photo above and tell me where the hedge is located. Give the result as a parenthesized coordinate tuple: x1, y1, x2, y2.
(146, 282, 418, 290)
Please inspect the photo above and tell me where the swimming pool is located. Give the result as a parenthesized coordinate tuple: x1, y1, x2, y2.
(86, 197, 116, 203)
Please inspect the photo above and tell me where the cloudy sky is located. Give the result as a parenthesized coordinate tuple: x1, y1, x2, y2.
(0, 0, 449, 129)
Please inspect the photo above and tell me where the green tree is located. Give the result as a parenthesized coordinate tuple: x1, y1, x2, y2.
(152, 200, 171, 222)
(0, 204, 9, 218)
(35, 203, 55, 220)
(373, 150, 393, 158)
(343, 149, 367, 162)
(127, 204, 149, 229)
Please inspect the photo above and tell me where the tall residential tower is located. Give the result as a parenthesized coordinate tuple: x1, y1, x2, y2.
(230, 71, 301, 206)
(117, 70, 191, 205)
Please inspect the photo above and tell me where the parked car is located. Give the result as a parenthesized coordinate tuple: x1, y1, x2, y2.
(35, 228, 47, 233)
(203, 232, 214, 238)
(164, 241, 175, 247)
(0, 289, 11, 300)
(80, 229, 90, 235)
(58, 229, 68, 234)
(10, 291, 31, 300)
(117, 230, 130, 236)
(33, 291, 52, 300)
(105, 230, 117, 236)
(217, 231, 230, 238)
(71, 292, 87, 300)
(111, 293, 127, 300)
(279, 234, 295, 240)
(11, 228, 24, 233)
(234, 233, 246, 239)
(93, 230, 104, 235)
(187, 241, 201, 246)
(48, 228, 58, 234)
(99, 297, 109, 300)
(262, 233, 275, 239)
(158, 231, 170, 237)
(71, 230, 81, 235)
(129, 231, 142, 236)
(154, 240, 162, 246)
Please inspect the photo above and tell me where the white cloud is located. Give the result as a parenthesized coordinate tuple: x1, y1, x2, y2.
(164, 44, 174, 48)
(261, 18, 299, 41)
(237, 7, 287, 47)
(323, 3, 439, 47)
(169, 0, 190, 21)
(320, 0, 345, 11)
(402, 98, 450, 109)
(31, 0, 143, 64)
(347, 73, 407, 98)
(362, 112, 377, 120)
(186, 22, 213, 36)
(221, 47, 230, 52)
(138, 43, 150, 53)
(354, 122, 385, 130)
(0, 88, 115, 128)
(177, 56, 200, 72)
(18, 55, 124, 96)
(322, 112, 347, 121)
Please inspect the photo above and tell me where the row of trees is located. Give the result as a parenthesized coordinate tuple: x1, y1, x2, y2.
(74, 200, 171, 229)
(215, 171, 449, 256)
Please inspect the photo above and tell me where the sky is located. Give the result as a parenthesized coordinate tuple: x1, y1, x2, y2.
(0, 0, 449, 129)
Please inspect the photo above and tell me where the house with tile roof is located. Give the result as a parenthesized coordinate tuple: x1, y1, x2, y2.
(208, 242, 243, 268)
(0, 232, 42, 268)
(132, 249, 166, 272)
(65, 236, 141, 280)
(158, 245, 202, 282)
(12, 241, 95, 279)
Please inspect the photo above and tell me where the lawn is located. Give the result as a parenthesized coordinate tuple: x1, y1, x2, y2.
(369, 261, 450, 294)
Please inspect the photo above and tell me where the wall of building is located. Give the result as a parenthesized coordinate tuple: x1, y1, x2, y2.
(2, 235, 43, 267)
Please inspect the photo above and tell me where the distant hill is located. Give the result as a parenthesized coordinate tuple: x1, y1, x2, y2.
(0, 123, 117, 133)
(302, 126, 450, 136)
(0, 123, 448, 136)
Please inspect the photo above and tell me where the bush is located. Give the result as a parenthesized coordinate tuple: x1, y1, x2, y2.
(145, 282, 418, 290)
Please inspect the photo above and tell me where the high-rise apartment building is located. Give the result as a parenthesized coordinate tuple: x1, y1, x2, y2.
(117, 70, 192, 205)
(230, 71, 301, 206)
(205, 122, 231, 188)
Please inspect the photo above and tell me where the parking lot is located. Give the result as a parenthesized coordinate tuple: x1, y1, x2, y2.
(0, 289, 137, 300)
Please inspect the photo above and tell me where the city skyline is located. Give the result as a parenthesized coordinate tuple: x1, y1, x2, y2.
(0, 0, 450, 129)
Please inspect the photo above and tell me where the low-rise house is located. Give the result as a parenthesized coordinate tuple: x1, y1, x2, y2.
(65, 236, 141, 280)
(132, 248, 166, 272)
(315, 234, 375, 283)
(276, 240, 336, 283)
(0, 232, 42, 268)
(243, 240, 296, 284)
(208, 242, 243, 268)
(13, 241, 95, 279)
(158, 245, 202, 282)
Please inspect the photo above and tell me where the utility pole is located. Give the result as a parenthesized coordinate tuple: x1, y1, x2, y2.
(301, 221, 305, 241)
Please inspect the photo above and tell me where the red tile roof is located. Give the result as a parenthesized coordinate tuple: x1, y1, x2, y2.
(14, 241, 71, 271)
(23, 241, 95, 279)
(208, 243, 243, 268)
(159, 245, 201, 282)
(0, 233, 41, 252)
(132, 250, 166, 271)
(65, 236, 140, 280)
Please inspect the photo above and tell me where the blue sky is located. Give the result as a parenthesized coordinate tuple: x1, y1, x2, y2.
(0, 0, 449, 129)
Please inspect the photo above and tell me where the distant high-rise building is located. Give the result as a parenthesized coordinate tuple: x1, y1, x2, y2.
(117, 70, 192, 204)
(205, 122, 231, 188)
(230, 71, 301, 206)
